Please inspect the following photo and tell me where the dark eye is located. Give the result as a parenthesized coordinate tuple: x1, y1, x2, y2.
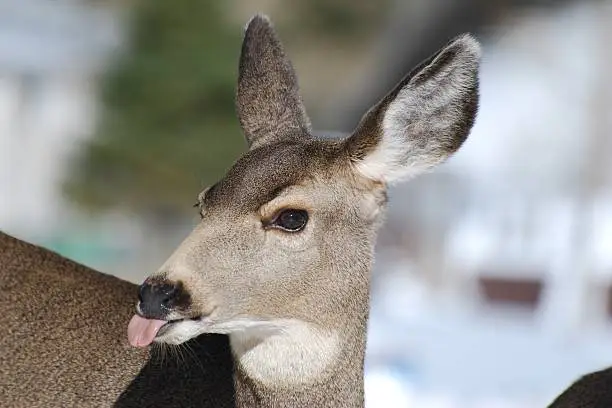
(271, 209, 309, 232)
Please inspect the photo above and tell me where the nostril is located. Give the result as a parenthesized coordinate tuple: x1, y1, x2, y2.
(160, 283, 177, 295)
(158, 284, 178, 309)
(137, 283, 147, 303)
(160, 298, 172, 310)
(159, 283, 177, 296)
(137, 280, 184, 319)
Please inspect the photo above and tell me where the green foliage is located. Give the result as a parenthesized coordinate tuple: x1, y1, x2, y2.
(64, 0, 387, 218)
(64, 0, 245, 216)
(286, 0, 389, 41)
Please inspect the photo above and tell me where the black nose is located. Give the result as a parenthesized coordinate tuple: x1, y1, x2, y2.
(137, 279, 181, 319)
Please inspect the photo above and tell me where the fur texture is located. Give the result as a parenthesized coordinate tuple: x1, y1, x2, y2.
(347, 34, 480, 183)
(547, 366, 612, 408)
(138, 14, 481, 408)
(2, 14, 482, 408)
(236, 14, 312, 148)
(0, 230, 235, 407)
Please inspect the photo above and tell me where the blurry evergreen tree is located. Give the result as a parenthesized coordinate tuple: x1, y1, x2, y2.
(64, 0, 243, 217)
(289, 0, 387, 41)
(64, 0, 388, 220)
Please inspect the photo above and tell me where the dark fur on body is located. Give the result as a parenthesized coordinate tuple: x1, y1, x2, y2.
(0, 231, 234, 407)
(548, 367, 612, 408)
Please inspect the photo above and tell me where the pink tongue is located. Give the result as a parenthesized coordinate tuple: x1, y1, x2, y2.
(127, 314, 167, 347)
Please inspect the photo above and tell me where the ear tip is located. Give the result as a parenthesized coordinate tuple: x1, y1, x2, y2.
(244, 13, 273, 32)
(449, 33, 482, 61)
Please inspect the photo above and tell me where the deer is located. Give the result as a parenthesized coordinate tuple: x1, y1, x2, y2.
(127, 14, 481, 408)
(547, 367, 612, 407)
(0, 229, 235, 407)
(1, 13, 481, 408)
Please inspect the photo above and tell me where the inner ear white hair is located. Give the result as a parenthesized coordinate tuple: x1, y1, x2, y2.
(344, 34, 482, 184)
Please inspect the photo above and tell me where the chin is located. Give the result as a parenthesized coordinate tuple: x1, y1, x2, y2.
(154, 319, 209, 345)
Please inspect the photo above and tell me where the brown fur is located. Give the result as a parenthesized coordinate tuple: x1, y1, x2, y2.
(547, 366, 612, 407)
(0, 230, 235, 407)
(345, 35, 479, 163)
(138, 14, 482, 408)
(0, 231, 145, 406)
(236, 15, 311, 148)
(2, 14, 481, 408)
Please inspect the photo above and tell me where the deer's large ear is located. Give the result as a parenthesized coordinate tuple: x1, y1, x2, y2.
(345, 34, 481, 184)
(236, 15, 311, 149)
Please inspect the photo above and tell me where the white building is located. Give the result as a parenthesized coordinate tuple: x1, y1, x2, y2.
(0, 0, 122, 238)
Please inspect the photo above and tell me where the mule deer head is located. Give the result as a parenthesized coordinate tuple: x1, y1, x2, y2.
(128, 14, 480, 406)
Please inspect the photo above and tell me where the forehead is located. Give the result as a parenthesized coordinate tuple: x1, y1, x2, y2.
(203, 140, 342, 211)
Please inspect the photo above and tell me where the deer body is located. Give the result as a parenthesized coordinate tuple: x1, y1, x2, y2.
(2, 14, 481, 408)
(547, 367, 612, 408)
(0, 230, 235, 407)
(0, 231, 143, 406)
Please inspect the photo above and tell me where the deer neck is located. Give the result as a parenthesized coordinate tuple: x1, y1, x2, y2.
(225, 231, 375, 407)
(230, 311, 368, 407)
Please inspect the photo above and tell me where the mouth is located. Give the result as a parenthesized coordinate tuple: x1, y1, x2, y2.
(157, 316, 202, 336)
(127, 314, 202, 348)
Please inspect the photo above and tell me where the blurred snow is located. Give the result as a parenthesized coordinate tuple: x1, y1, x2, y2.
(448, 1, 606, 195)
(365, 264, 612, 407)
(0, 0, 122, 74)
(365, 2, 612, 407)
